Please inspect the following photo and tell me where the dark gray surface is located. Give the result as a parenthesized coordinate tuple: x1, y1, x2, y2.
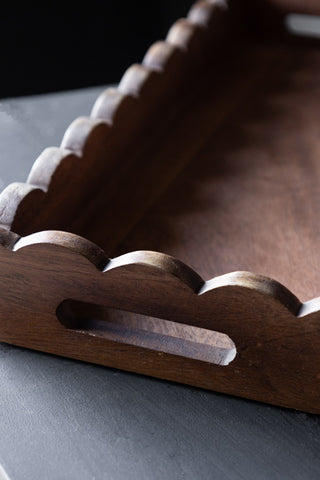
(0, 88, 320, 480)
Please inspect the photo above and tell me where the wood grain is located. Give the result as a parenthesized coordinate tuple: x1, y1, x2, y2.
(0, 0, 320, 412)
(0, 0, 233, 239)
(0, 228, 320, 413)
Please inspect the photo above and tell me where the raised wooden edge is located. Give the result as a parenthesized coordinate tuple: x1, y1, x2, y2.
(0, 0, 231, 233)
(2, 226, 320, 318)
(3, 228, 320, 412)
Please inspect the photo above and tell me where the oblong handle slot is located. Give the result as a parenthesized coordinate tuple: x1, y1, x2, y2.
(57, 300, 236, 366)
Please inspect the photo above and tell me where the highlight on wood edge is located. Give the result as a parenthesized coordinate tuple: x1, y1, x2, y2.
(2, 226, 320, 320)
(0, 0, 230, 233)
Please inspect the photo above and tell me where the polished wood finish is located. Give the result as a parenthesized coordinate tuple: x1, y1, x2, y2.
(1, 228, 320, 414)
(0, 0, 320, 413)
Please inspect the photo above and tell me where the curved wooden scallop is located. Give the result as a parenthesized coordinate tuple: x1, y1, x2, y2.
(0, 0, 230, 238)
(90, 88, 136, 123)
(167, 18, 204, 50)
(188, 0, 228, 28)
(142, 41, 182, 72)
(0, 228, 320, 413)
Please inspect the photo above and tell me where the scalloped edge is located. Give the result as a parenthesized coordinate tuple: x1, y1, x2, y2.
(3, 226, 320, 319)
(0, 0, 317, 316)
(2, 226, 320, 413)
(0, 0, 231, 234)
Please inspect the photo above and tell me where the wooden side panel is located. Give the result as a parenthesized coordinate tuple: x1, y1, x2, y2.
(0, 0, 235, 245)
(0, 229, 319, 413)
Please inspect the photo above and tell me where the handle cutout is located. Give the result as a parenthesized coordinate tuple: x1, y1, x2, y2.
(57, 300, 236, 366)
(285, 13, 320, 38)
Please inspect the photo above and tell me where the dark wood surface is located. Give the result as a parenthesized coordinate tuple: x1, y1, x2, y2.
(1, 0, 320, 414)
(1, 85, 320, 480)
(116, 39, 320, 302)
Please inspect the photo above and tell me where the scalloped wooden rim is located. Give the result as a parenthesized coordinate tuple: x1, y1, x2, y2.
(0, 0, 319, 322)
(0, 0, 228, 232)
(2, 227, 320, 319)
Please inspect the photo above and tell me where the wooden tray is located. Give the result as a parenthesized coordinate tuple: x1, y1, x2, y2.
(1, 0, 320, 413)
